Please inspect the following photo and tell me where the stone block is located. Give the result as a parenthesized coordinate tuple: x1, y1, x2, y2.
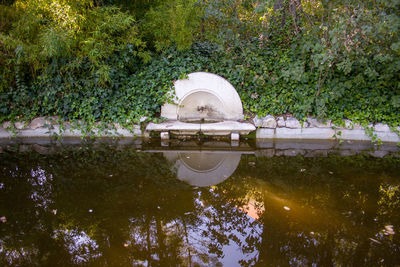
(275, 128, 302, 138)
(256, 128, 275, 139)
(161, 103, 178, 120)
(338, 129, 371, 141)
(344, 119, 363, 129)
(306, 117, 332, 128)
(338, 141, 372, 151)
(256, 140, 274, 148)
(2, 121, 12, 129)
(374, 123, 390, 132)
(285, 117, 301, 128)
(14, 121, 26, 130)
(299, 128, 336, 140)
(33, 144, 50, 155)
(376, 131, 400, 143)
(161, 132, 170, 140)
(231, 140, 239, 147)
(277, 116, 286, 127)
(111, 124, 141, 137)
(201, 121, 255, 136)
(261, 115, 277, 128)
(147, 121, 201, 135)
(253, 116, 263, 127)
(369, 150, 389, 158)
(231, 132, 240, 141)
(29, 117, 48, 130)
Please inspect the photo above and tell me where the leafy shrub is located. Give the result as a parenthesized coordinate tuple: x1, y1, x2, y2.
(0, 0, 399, 131)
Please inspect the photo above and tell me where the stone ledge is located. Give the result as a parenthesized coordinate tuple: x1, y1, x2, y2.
(254, 115, 399, 143)
(1, 116, 399, 143)
(0, 122, 142, 139)
(147, 121, 255, 136)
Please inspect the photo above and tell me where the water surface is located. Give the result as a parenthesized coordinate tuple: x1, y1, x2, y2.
(0, 143, 399, 266)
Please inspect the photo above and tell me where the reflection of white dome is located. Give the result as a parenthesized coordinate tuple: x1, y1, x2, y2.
(163, 151, 241, 187)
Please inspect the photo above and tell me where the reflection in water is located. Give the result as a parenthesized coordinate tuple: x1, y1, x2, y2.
(0, 145, 399, 266)
(29, 167, 53, 210)
(164, 151, 241, 186)
(53, 229, 101, 264)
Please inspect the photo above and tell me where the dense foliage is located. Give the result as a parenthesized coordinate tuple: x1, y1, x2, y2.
(0, 0, 399, 129)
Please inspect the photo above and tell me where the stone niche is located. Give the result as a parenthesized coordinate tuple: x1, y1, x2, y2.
(161, 72, 244, 122)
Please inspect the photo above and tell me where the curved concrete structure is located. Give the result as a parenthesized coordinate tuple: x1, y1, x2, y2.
(161, 72, 244, 121)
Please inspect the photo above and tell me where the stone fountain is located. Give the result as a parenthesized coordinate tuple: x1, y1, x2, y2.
(146, 72, 255, 140)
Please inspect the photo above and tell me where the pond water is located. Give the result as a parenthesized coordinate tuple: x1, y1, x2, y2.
(0, 141, 399, 266)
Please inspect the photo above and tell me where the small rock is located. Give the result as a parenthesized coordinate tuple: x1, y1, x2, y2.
(300, 169, 306, 172)
(2, 121, 12, 129)
(47, 116, 59, 124)
(277, 116, 286, 127)
(88, 209, 93, 213)
(253, 116, 263, 127)
(374, 123, 390, 132)
(14, 121, 26, 130)
(344, 119, 353, 129)
(370, 150, 389, 158)
(0, 216, 6, 223)
(261, 115, 277, 129)
(283, 206, 291, 211)
(52, 209, 57, 215)
(124, 243, 129, 247)
(329, 171, 333, 175)
(248, 161, 256, 167)
(285, 117, 301, 128)
(306, 118, 332, 128)
(33, 144, 50, 155)
(29, 117, 48, 129)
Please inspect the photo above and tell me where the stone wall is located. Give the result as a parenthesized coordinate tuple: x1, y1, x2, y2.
(1, 116, 399, 143)
(254, 115, 400, 143)
(0, 117, 142, 139)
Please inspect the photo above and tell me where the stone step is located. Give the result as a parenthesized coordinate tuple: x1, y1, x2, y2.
(146, 120, 255, 137)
